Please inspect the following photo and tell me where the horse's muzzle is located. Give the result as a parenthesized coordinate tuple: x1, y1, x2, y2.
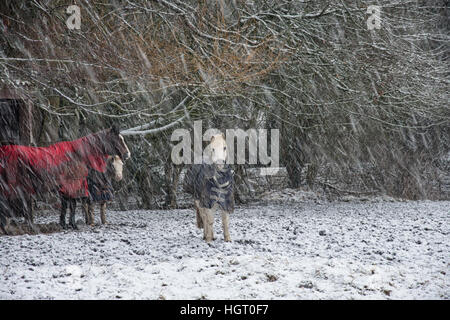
(122, 152, 131, 161)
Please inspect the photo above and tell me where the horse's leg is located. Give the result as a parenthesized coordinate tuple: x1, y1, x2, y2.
(202, 207, 215, 243)
(60, 196, 68, 229)
(221, 209, 231, 242)
(7, 198, 22, 234)
(9, 197, 27, 234)
(25, 197, 34, 224)
(0, 196, 10, 235)
(198, 206, 208, 240)
(81, 198, 89, 225)
(0, 212, 9, 235)
(69, 199, 78, 230)
(100, 201, 107, 224)
(88, 200, 94, 226)
(25, 196, 39, 234)
(206, 208, 215, 242)
(195, 200, 203, 229)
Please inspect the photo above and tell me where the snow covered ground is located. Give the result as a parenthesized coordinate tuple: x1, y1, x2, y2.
(0, 193, 448, 299)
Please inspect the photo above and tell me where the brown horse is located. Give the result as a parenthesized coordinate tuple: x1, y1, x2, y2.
(0, 126, 130, 234)
(60, 155, 124, 229)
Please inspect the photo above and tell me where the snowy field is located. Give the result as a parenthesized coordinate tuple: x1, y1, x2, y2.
(0, 194, 448, 300)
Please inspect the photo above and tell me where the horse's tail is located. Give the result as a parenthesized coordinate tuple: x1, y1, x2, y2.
(0, 147, 16, 225)
(0, 146, 19, 197)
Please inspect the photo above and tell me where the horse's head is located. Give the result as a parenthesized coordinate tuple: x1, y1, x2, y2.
(102, 125, 131, 161)
(208, 133, 227, 167)
(107, 155, 123, 181)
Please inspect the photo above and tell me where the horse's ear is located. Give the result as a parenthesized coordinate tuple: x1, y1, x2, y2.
(111, 125, 120, 135)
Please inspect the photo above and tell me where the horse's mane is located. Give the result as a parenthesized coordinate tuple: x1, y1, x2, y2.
(65, 129, 110, 172)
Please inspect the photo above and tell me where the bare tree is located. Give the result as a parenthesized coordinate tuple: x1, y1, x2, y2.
(1, 0, 448, 205)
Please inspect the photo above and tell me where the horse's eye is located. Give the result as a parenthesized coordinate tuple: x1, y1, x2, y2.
(212, 148, 215, 152)
(224, 147, 226, 151)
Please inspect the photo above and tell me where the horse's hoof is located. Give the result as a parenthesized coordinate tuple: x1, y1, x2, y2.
(70, 224, 78, 230)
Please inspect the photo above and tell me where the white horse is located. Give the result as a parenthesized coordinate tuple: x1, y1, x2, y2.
(188, 133, 234, 242)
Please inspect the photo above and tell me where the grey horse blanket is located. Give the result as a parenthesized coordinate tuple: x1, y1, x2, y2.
(184, 164, 234, 212)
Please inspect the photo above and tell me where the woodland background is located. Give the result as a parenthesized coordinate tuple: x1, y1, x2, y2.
(0, 0, 448, 209)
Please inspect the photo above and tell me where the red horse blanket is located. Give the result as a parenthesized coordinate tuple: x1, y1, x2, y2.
(0, 137, 108, 199)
